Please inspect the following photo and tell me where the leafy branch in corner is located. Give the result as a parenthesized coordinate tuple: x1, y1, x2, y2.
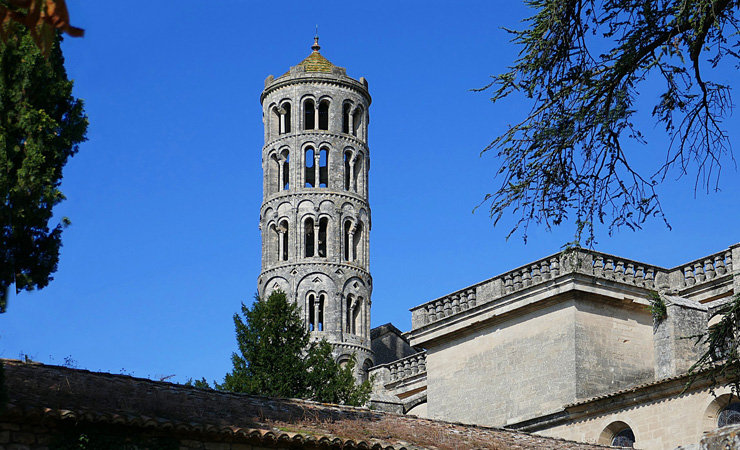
(478, 0, 739, 246)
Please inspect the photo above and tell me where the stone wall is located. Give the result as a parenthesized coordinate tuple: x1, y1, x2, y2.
(426, 299, 578, 426)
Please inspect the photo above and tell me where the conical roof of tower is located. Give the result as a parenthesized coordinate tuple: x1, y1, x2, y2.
(281, 36, 335, 76)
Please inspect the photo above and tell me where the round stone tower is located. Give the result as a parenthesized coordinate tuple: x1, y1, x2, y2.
(257, 37, 373, 378)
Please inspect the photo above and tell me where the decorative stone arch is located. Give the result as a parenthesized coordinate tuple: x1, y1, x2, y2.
(343, 277, 368, 338)
(342, 100, 354, 134)
(404, 394, 427, 415)
(704, 392, 740, 431)
(304, 289, 327, 332)
(336, 353, 352, 367)
(301, 95, 317, 130)
(297, 273, 337, 333)
(263, 277, 290, 301)
(273, 146, 290, 191)
(598, 420, 637, 447)
(352, 105, 365, 139)
(277, 98, 292, 134)
(352, 150, 365, 194)
(301, 142, 318, 188)
(343, 147, 357, 192)
(317, 96, 331, 131)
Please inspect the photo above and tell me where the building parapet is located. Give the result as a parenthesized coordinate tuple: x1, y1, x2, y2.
(410, 245, 739, 331)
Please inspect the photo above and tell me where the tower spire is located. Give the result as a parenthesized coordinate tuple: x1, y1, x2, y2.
(312, 27, 321, 53)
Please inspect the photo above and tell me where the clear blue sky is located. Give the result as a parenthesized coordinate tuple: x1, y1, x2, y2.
(2, 1, 739, 384)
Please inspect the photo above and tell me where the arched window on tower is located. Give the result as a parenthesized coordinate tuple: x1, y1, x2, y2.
(346, 294, 355, 333)
(269, 223, 278, 264)
(304, 146, 316, 187)
(304, 99, 315, 130)
(279, 149, 290, 190)
(343, 221, 352, 261)
(319, 147, 329, 187)
(342, 103, 351, 134)
(352, 155, 363, 193)
(305, 217, 315, 257)
(308, 293, 324, 331)
(270, 107, 280, 138)
(278, 220, 289, 261)
(352, 106, 363, 138)
(344, 150, 353, 191)
(318, 100, 329, 130)
(352, 222, 363, 262)
(280, 102, 291, 134)
(318, 217, 328, 257)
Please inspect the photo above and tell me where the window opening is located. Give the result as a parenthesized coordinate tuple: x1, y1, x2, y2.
(719, 403, 740, 427)
(279, 220, 289, 261)
(352, 296, 362, 335)
(271, 107, 280, 137)
(344, 151, 352, 191)
(305, 217, 315, 257)
(611, 428, 635, 448)
(319, 147, 328, 187)
(280, 150, 290, 190)
(308, 294, 316, 331)
(342, 103, 351, 133)
(343, 221, 352, 261)
(304, 100, 315, 130)
(304, 147, 315, 187)
(318, 100, 329, 130)
(317, 294, 325, 331)
(318, 217, 328, 257)
(352, 107, 363, 137)
(352, 223, 362, 262)
(346, 294, 355, 333)
(281, 103, 291, 133)
(352, 156, 362, 193)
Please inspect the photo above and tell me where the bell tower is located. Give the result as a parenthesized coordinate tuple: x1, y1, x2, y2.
(258, 37, 374, 378)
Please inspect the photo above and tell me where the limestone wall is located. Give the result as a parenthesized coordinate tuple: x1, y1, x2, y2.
(537, 386, 735, 450)
(573, 296, 654, 399)
(425, 300, 578, 426)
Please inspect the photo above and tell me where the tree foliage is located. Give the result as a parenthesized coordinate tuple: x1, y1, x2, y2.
(220, 290, 371, 406)
(480, 0, 739, 245)
(0, 22, 87, 312)
(688, 294, 740, 393)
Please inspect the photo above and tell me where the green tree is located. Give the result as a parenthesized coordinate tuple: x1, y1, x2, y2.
(480, 0, 738, 246)
(0, 22, 87, 312)
(221, 290, 371, 406)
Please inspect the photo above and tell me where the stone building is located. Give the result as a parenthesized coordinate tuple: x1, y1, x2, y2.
(257, 37, 373, 376)
(371, 244, 740, 450)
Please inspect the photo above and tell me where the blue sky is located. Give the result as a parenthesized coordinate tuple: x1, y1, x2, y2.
(2, 1, 739, 384)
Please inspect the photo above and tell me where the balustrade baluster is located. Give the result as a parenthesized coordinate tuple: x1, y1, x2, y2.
(694, 262, 705, 283)
(541, 260, 551, 280)
(514, 271, 523, 290)
(705, 259, 715, 280)
(532, 264, 542, 283)
(522, 269, 532, 287)
(551, 258, 560, 276)
(715, 255, 727, 276)
(451, 296, 460, 314)
(468, 290, 476, 307)
(726, 251, 733, 273)
(504, 274, 513, 293)
(684, 267, 695, 286)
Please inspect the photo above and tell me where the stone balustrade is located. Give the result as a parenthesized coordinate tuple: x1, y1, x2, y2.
(411, 245, 739, 330)
(671, 248, 733, 289)
(386, 351, 427, 383)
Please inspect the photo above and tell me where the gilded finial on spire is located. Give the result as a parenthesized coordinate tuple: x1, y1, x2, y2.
(312, 26, 320, 52)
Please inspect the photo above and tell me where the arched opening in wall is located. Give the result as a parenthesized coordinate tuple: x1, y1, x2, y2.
(598, 421, 635, 448)
(270, 106, 280, 137)
(280, 149, 290, 190)
(279, 220, 289, 261)
(343, 221, 352, 261)
(352, 296, 363, 335)
(361, 359, 373, 383)
(318, 217, 328, 257)
(304, 99, 315, 130)
(304, 146, 316, 187)
(270, 153, 280, 194)
(317, 293, 325, 331)
(282, 103, 291, 133)
(342, 103, 351, 133)
(344, 150, 352, 191)
(305, 217, 315, 257)
(345, 294, 355, 333)
(352, 222, 363, 262)
(308, 293, 316, 331)
(352, 155, 363, 193)
(318, 100, 329, 130)
(352, 107, 363, 138)
(319, 147, 329, 187)
(705, 394, 740, 431)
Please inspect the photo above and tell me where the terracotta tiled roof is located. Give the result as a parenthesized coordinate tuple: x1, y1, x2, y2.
(1, 359, 608, 450)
